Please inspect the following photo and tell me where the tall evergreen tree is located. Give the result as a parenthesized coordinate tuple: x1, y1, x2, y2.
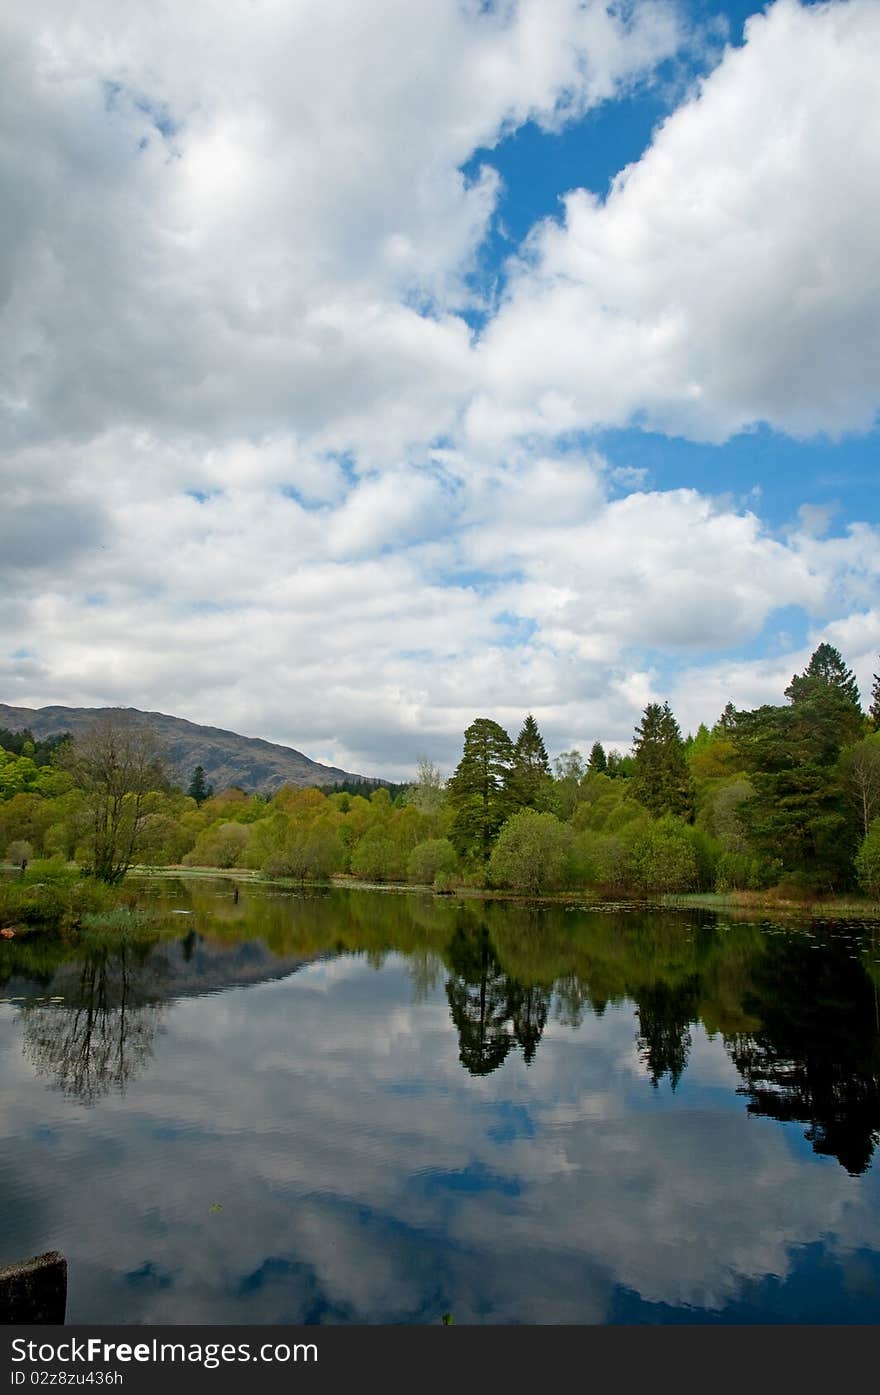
(188, 764, 210, 804)
(733, 696, 858, 889)
(447, 718, 515, 862)
(870, 660, 880, 731)
(631, 702, 694, 819)
(784, 642, 863, 743)
(587, 741, 607, 774)
(509, 713, 551, 809)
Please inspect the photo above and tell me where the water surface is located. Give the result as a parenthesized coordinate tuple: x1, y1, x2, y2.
(2, 879, 879, 1324)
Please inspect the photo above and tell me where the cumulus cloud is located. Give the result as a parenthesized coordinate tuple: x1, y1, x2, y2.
(0, 0, 682, 453)
(473, 0, 880, 443)
(2, 1, 879, 775)
(3, 433, 878, 774)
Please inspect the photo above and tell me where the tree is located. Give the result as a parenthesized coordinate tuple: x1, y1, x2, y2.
(406, 838, 457, 885)
(488, 810, 574, 893)
(61, 715, 167, 883)
(587, 741, 607, 775)
(733, 698, 856, 889)
(870, 661, 880, 731)
(402, 756, 446, 814)
(855, 819, 880, 899)
(784, 642, 863, 744)
(631, 702, 694, 819)
(6, 838, 33, 871)
(841, 736, 880, 838)
(509, 714, 552, 809)
(447, 718, 514, 862)
(188, 765, 210, 805)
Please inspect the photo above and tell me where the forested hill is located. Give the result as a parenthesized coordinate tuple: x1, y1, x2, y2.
(0, 702, 377, 794)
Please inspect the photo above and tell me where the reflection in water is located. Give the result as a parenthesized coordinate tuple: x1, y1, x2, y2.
(635, 978, 700, 1091)
(2, 885, 879, 1173)
(2, 880, 880, 1325)
(728, 933, 880, 1176)
(21, 943, 162, 1105)
(445, 925, 551, 1075)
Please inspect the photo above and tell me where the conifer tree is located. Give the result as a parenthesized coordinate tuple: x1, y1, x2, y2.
(784, 642, 863, 743)
(870, 661, 880, 731)
(447, 718, 515, 861)
(587, 741, 607, 774)
(631, 702, 694, 819)
(188, 764, 210, 805)
(510, 714, 551, 809)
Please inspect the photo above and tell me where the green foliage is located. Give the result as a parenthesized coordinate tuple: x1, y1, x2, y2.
(61, 716, 168, 883)
(733, 649, 861, 890)
(402, 758, 446, 815)
(509, 714, 552, 810)
(263, 823, 343, 881)
(870, 661, 880, 731)
(573, 830, 631, 891)
(488, 810, 574, 893)
(188, 764, 211, 804)
(785, 642, 863, 742)
(447, 718, 515, 863)
(350, 833, 399, 881)
(840, 735, 880, 838)
(631, 703, 694, 819)
(0, 728, 71, 766)
(552, 749, 585, 819)
(587, 741, 607, 774)
(5, 839, 33, 867)
(626, 816, 699, 893)
(406, 838, 458, 885)
(184, 821, 251, 868)
(855, 820, 880, 899)
(0, 862, 117, 931)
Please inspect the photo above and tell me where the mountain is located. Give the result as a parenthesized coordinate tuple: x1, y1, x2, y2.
(0, 702, 380, 795)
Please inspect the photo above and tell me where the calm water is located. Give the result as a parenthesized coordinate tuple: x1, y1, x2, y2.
(2, 878, 880, 1325)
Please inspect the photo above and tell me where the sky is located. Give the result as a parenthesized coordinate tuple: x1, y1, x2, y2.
(1, 0, 878, 780)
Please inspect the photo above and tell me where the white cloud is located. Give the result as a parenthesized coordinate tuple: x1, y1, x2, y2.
(2, 1, 879, 777)
(473, 0, 880, 443)
(0, 0, 682, 454)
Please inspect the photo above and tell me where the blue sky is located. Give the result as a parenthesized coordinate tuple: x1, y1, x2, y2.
(1, 0, 878, 777)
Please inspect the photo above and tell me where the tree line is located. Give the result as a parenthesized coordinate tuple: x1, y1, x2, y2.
(1, 643, 879, 896)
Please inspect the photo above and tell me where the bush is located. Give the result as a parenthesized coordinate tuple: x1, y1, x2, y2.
(0, 864, 116, 931)
(488, 810, 574, 893)
(855, 820, 880, 898)
(183, 821, 251, 868)
(263, 826, 342, 881)
(350, 835, 399, 882)
(406, 838, 458, 885)
(627, 816, 698, 893)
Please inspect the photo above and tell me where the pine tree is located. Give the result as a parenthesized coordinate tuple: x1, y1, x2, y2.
(509, 714, 551, 809)
(784, 643, 863, 743)
(188, 764, 210, 805)
(447, 718, 515, 862)
(631, 702, 694, 819)
(870, 661, 880, 731)
(587, 741, 607, 774)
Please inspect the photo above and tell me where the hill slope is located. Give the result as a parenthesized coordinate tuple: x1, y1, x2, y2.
(0, 703, 379, 795)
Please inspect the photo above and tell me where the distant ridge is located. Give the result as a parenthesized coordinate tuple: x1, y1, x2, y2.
(0, 702, 381, 795)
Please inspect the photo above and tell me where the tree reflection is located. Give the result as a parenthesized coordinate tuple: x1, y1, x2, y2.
(445, 925, 551, 1075)
(635, 977, 701, 1091)
(727, 933, 880, 1175)
(21, 942, 162, 1105)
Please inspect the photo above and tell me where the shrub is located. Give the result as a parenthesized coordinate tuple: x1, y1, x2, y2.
(626, 816, 698, 893)
(406, 838, 458, 885)
(488, 810, 574, 893)
(855, 820, 880, 899)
